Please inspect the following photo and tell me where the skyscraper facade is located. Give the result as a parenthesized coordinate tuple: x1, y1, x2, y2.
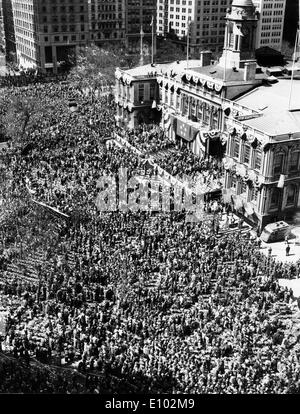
(283, 0, 298, 46)
(157, 0, 232, 54)
(0, 0, 5, 61)
(253, 0, 286, 51)
(10, 0, 90, 73)
(2, 0, 16, 63)
(3, 0, 156, 72)
(125, 0, 156, 54)
(88, 0, 126, 45)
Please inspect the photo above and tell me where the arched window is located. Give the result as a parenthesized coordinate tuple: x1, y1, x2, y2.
(289, 151, 300, 173)
(270, 187, 280, 209)
(273, 152, 284, 175)
(286, 185, 297, 207)
(232, 137, 240, 159)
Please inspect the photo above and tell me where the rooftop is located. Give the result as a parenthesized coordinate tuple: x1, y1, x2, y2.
(123, 60, 201, 79)
(236, 79, 300, 136)
(187, 63, 257, 83)
(121, 59, 268, 85)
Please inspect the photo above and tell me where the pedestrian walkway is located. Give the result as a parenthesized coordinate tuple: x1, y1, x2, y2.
(260, 230, 300, 264)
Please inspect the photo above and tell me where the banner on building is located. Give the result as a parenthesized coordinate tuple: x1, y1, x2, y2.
(176, 119, 192, 141)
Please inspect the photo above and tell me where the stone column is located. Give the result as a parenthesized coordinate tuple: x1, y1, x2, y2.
(188, 97, 192, 119)
(258, 186, 268, 215)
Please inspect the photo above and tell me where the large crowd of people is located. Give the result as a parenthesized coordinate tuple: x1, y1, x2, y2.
(0, 76, 300, 394)
(124, 124, 224, 185)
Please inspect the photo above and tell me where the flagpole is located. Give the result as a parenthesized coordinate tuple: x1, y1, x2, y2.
(288, 28, 299, 111)
(140, 25, 144, 66)
(186, 20, 190, 69)
(151, 16, 154, 65)
(223, 22, 228, 82)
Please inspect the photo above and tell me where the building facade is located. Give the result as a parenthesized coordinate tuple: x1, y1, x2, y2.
(9, 0, 90, 73)
(157, 0, 232, 54)
(223, 78, 300, 229)
(116, 0, 300, 229)
(88, 0, 126, 45)
(2, 0, 16, 63)
(0, 0, 5, 64)
(125, 0, 156, 54)
(253, 0, 286, 52)
(116, 1, 262, 142)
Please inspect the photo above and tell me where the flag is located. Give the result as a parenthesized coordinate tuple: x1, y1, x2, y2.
(277, 174, 285, 188)
(176, 119, 191, 140)
(187, 20, 193, 35)
(140, 26, 144, 36)
(150, 16, 154, 27)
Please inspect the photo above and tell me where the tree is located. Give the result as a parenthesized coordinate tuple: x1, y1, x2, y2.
(156, 38, 186, 62)
(281, 40, 296, 60)
(68, 44, 140, 90)
(0, 93, 60, 147)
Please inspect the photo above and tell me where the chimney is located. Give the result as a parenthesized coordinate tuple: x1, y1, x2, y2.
(200, 50, 212, 67)
(243, 60, 257, 81)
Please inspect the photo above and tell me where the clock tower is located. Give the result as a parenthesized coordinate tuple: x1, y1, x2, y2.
(219, 0, 258, 70)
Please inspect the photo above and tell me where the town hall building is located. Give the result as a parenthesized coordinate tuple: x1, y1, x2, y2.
(115, 0, 300, 230)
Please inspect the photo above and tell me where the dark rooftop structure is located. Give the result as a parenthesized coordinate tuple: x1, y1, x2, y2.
(255, 46, 285, 67)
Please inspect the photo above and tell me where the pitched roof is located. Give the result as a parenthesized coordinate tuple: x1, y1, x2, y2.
(236, 79, 300, 136)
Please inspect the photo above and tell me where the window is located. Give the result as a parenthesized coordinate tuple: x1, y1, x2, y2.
(150, 83, 155, 100)
(270, 187, 280, 209)
(138, 84, 144, 102)
(255, 149, 262, 171)
(274, 153, 284, 175)
(231, 175, 237, 190)
(240, 180, 247, 195)
(233, 138, 240, 159)
(242, 143, 251, 164)
(289, 151, 300, 173)
(286, 185, 296, 206)
(251, 186, 258, 203)
(170, 93, 174, 107)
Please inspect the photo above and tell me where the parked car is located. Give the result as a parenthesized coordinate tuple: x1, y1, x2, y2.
(260, 221, 290, 243)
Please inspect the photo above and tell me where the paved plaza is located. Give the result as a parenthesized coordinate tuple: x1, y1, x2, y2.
(260, 226, 300, 264)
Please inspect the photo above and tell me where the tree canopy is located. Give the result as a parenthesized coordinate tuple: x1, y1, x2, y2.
(68, 43, 140, 89)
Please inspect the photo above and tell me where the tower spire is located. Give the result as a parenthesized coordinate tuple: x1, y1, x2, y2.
(219, 0, 257, 70)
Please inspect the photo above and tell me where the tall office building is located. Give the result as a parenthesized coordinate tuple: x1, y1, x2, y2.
(0, 0, 5, 60)
(10, 0, 90, 73)
(4, 0, 155, 72)
(283, 0, 299, 45)
(157, 0, 232, 54)
(2, 0, 16, 63)
(88, 0, 126, 45)
(253, 0, 286, 51)
(125, 0, 157, 54)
